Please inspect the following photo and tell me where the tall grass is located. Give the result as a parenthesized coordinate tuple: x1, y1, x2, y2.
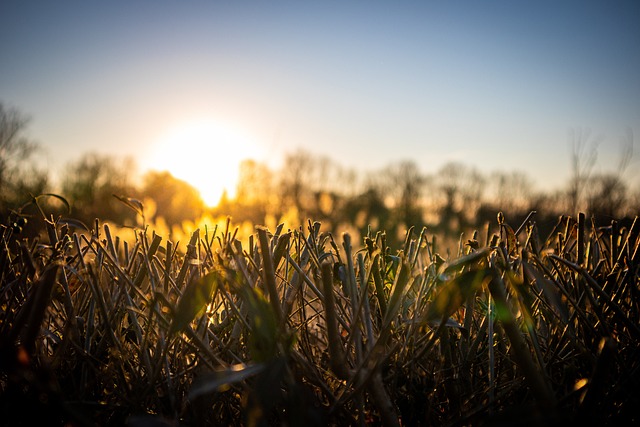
(1, 199, 639, 426)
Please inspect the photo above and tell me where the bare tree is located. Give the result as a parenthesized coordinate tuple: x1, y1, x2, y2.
(490, 170, 535, 212)
(0, 103, 48, 214)
(372, 160, 427, 233)
(235, 159, 275, 223)
(568, 128, 634, 216)
(278, 150, 316, 216)
(140, 170, 205, 228)
(61, 152, 136, 225)
(568, 129, 599, 213)
(585, 174, 628, 219)
(277, 150, 349, 219)
(436, 162, 485, 232)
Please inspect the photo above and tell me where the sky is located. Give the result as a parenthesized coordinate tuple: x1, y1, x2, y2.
(1, 1, 639, 205)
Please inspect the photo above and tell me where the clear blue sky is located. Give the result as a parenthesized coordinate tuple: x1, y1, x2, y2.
(1, 1, 639, 198)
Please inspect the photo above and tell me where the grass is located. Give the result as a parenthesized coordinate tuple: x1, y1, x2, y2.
(1, 199, 639, 426)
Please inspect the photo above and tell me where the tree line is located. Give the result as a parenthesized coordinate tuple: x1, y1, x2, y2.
(2, 102, 637, 246)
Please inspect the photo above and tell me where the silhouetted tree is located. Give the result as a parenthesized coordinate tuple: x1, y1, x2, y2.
(234, 159, 275, 223)
(61, 152, 136, 225)
(278, 150, 317, 219)
(0, 103, 48, 217)
(435, 162, 485, 234)
(277, 150, 350, 223)
(342, 187, 390, 236)
(141, 170, 204, 228)
(567, 128, 634, 217)
(308, 155, 353, 227)
(490, 171, 535, 213)
(380, 161, 426, 231)
(567, 129, 599, 214)
(586, 174, 628, 219)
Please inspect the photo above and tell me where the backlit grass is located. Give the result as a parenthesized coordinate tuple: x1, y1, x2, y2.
(1, 199, 639, 426)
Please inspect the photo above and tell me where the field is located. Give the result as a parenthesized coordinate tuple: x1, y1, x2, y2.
(1, 199, 639, 426)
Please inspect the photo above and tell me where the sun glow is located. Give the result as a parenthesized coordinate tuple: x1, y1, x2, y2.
(146, 120, 263, 207)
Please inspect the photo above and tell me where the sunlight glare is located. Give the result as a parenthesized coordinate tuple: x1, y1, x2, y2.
(147, 120, 263, 206)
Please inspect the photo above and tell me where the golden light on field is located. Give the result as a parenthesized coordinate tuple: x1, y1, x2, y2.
(146, 120, 263, 207)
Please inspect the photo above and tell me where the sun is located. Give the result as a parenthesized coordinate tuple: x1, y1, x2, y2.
(146, 120, 263, 207)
